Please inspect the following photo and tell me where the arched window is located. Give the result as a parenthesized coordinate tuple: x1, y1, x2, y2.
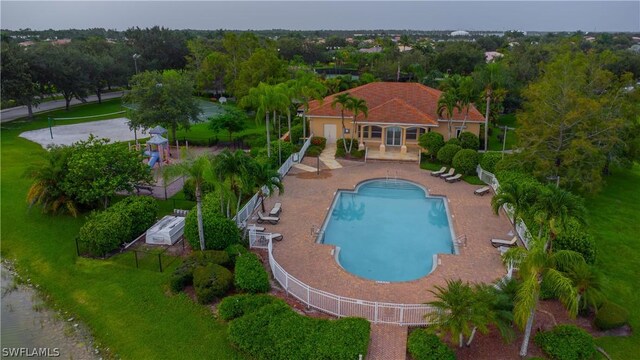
(370, 126, 382, 139)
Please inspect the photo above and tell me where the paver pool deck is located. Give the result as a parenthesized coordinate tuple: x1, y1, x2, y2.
(259, 160, 513, 304)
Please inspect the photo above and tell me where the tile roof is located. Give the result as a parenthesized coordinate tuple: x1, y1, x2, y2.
(307, 82, 485, 124)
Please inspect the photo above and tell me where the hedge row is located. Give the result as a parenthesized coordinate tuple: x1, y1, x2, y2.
(534, 325, 596, 360)
(407, 329, 455, 360)
(169, 250, 233, 293)
(234, 252, 270, 293)
(218, 293, 281, 321)
(228, 300, 370, 360)
(78, 196, 158, 257)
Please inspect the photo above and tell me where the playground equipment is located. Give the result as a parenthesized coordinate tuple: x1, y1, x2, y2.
(145, 134, 169, 169)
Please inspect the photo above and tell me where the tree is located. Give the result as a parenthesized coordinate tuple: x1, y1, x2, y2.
(419, 132, 445, 160)
(231, 48, 287, 98)
(457, 76, 478, 130)
(516, 51, 637, 194)
(124, 26, 189, 71)
(125, 69, 202, 141)
(345, 96, 368, 153)
(25, 145, 78, 216)
(214, 149, 253, 217)
(289, 71, 327, 138)
(533, 185, 587, 249)
(241, 82, 289, 158)
(332, 92, 353, 153)
(474, 62, 507, 151)
(209, 105, 247, 142)
(252, 161, 284, 213)
(437, 89, 461, 140)
(0, 42, 40, 118)
(503, 240, 584, 357)
(163, 154, 216, 250)
(434, 42, 485, 75)
(491, 180, 540, 236)
(63, 137, 152, 209)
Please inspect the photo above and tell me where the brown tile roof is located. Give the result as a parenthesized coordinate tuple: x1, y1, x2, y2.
(307, 82, 485, 124)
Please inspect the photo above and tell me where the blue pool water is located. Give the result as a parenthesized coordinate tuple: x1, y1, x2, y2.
(322, 179, 454, 282)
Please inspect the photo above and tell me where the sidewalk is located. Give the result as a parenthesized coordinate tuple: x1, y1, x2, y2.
(0, 91, 125, 123)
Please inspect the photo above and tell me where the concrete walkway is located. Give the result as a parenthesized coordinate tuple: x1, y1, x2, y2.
(367, 324, 408, 360)
(318, 143, 343, 169)
(293, 163, 317, 172)
(1, 91, 125, 123)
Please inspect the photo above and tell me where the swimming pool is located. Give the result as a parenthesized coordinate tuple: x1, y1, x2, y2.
(321, 179, 455, 282)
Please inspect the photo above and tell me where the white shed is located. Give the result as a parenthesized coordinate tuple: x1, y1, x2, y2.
(145, 215, 185, 245)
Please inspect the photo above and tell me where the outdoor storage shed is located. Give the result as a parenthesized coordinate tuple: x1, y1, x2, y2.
(145, 215, 185, 245)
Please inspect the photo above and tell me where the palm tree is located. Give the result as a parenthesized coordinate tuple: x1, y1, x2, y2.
(562, 261, 605, 313)
(252, 161, 284, 213)
(533, 185, 587, 251)
(399, 34, 411, 51)
(163, 154, 215, 250)
(491, 180, 539, 238)
(475, 62, 506, 151)
(457, 76, 477, 131)
(290, 71, 327, 139)
(241, 83, 288, 158)
(345, 96, 368, 153)
(503, 239, 584, 357)
(26, 146, 78, 216)
(437, 90, 461, 140)
(215, 149, 253, 217)
(331, 92, 352, 153)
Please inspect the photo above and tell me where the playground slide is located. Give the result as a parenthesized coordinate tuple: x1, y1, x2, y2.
(148, 152, 160, 168)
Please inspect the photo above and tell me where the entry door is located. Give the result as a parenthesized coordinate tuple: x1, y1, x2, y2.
(324, 124, 337, 143)
(386, 127, 402, 146)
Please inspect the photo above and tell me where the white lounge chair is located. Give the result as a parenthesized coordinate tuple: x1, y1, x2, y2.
(430, 167, 447, 177)
(247, 225, 266, 232)
(439, 168, 455, 179)
(491, 236, 518, 248)
(269, 202, 282, 216)
(474, 186, 491, 196)
(257, 212, 280, 225)
(445, 173, 462, 183)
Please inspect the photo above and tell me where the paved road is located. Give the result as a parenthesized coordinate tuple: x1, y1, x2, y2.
(0, 91, 125, 123)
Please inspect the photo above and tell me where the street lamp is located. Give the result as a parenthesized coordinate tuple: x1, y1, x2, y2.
(501, 125, 516, 158)
(132, 53, 141, 74)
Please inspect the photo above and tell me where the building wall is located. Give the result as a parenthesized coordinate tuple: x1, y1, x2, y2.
(433, 121, 481, 140)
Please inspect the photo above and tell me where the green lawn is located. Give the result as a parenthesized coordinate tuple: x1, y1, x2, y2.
(420, 158, 484, 185)
(1, 115, 243, 358)
(487, 113, 518, 151)
(587, 165, 640, 358)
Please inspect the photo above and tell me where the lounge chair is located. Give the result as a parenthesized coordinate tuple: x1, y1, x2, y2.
(257, 212, 280, 225)
(269, 202, 282, 216)
(491, 236, 518, 248)
(270, 233, 283, 242)
(474, 186, 491, 196)
(445, 174, 462, 183)
(430, 167, 447, 177)
(247, 225, 266, 232)
(440, 168, 455, 179)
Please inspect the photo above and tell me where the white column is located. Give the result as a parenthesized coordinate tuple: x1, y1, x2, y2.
(401, 128, 407, 154)
(379, 126, 386, 153)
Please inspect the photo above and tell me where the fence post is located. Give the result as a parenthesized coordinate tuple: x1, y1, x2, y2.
(134, 251, 139, 269)
(158, 253, 163, 273)
(374, 303, 379, 324)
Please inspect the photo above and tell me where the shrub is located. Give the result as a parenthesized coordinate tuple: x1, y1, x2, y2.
(112, 196, 158, 239)
(335, 138, 362, 158)
(534, 325, 596, 360)
(311, 136, 327, 149)
(78, 209, 132, 257)
(225, 244, 249, 264)
(289, 124, 303, 144)
(228, 302, 370, 360)
(268, 140, 297, 168)
(193, 263, 234, 304)
(458, 131, 480, 150)
(418, 132, 445, 159)
(436, 144, 462, 165)
(594, 301, 629, 330)
(245, 133, 267, 149)
(184, 195, 241, 250)
(218, 294, 283, 321)
(452, 149, 479, 175)
(305, 145, 323, 157)
(190, 250, 232, 268)
(480, 152, 502, 173)
(182, 178, 215, 202)
(169, 260, 196, 293)
(407, 330, 455, 360)
(555, 220, 597, 264)
(447, 137, 460, 146)
(234, 253, 270, 293)
(494, 154, 528, 174)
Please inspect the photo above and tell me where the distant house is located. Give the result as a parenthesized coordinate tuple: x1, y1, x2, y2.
(450, 30, 470, 37)
(359, 46, 383, 54)
(18, 41, 35, 47)
(485, 51, 503, 62)
(51, 38, 71, 45)
(305, 82, 484, 155)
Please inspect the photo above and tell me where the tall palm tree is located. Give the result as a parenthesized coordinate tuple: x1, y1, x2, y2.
(345, 96, 368, 153)
(331, 92, 352, 153)
(241, 83, 288, 158)
(163, 154, 216, 250)
(290, 71, 327, 139)
(503, 239, 584, 357)
(215, 149, 253, 217)
(26, 146, 78, 216)
(491, 180, 539, 238)
(457, 76, 478, 131)
(437, 90, 461, 140)
(561, 261, 605, 313)
(533, 185, 587, 251)
(425, 279, 493, 348)
(252, 161, 284, 213)
(475, 62, 506, 151)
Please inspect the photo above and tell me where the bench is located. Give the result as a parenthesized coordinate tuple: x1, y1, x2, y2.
(134, 184, 154, 194)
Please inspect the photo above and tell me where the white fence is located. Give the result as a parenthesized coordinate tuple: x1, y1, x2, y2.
(267, 239, 435, 326)
(476, 165, 533, 249)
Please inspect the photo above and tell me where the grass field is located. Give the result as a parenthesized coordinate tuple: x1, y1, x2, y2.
(487, 113, 518, 151)
(1, 110, 244, 358)
(587, 165, 640, 358)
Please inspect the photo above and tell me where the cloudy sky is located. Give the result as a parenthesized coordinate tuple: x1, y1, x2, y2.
(2, 1, 639, 32)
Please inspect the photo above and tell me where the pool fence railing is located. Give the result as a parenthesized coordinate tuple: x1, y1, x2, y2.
(476, 165, 533, 249)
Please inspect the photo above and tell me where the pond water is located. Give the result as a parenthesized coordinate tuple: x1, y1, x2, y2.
(1, 265, 98, 359)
